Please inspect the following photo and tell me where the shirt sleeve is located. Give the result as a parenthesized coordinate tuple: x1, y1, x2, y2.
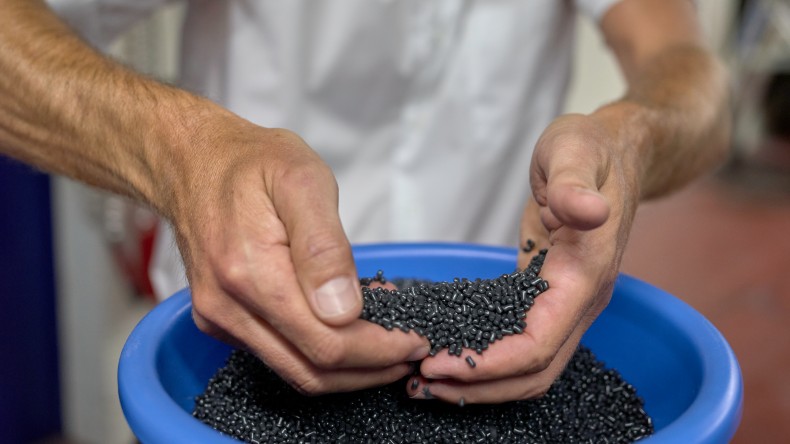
(46, 0, 173, 49)
(574, 0, 625, 22)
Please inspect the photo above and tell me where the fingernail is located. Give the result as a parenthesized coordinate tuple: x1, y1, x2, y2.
(313, 277, 359, 319)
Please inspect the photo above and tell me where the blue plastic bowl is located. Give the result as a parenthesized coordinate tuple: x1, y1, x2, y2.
(119, 243, 742, 443)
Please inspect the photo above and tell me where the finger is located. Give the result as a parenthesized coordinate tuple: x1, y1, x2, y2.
(532, 116, 611, 231)
(271, 149, 362, 327)
(409, 320, 584, 404)
(420, 244, 607, 382)
(192, 291, 414, 394)
(222, 245, 430, 368)
(203, 201, 430, 372)
(547, 181, 610, 230)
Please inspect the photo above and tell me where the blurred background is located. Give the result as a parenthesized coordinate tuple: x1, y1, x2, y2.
(0, 0, 787, 442)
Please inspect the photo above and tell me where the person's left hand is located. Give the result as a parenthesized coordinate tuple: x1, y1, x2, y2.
(406, 112, 643, 403)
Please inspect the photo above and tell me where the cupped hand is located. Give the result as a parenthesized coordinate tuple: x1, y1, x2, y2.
(407, 113, 642, 403)
(160, 110, 429, 395)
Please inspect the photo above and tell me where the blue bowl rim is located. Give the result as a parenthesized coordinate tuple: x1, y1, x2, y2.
(119, 242, 742, 443)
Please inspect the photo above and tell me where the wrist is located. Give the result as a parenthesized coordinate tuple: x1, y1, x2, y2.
(145, 91, 278, 225)
(145, 91, 230, 219)
(589, 101, 656, 199)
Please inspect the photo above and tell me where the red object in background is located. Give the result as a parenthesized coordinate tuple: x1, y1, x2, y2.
(105, 199, 159, 301)
(111, 221, 156, 300)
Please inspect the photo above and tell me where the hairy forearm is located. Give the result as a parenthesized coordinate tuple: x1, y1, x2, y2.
(0, 0, 217, 215)
(592, 44, 730, 200)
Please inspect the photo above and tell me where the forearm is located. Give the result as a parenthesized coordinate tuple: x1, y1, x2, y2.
(590, 44, 730, 200)
(0, 0, 220, 216)
(586, 0, 730, 201)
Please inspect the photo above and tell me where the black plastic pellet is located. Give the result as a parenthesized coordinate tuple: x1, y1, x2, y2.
(191, 347, 654, 443)
(194, 248, 653, 443)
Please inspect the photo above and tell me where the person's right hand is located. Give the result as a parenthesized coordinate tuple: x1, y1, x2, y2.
(0, 0, 428, 392)
(158, 107, 429, 394)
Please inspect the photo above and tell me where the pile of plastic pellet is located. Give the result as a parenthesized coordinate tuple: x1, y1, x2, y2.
(193, 252, 654, 443)
(359, 250, 549, 361)
(194, 346, 653, 443)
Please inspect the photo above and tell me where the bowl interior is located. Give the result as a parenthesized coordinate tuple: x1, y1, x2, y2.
(122, 243, 741, 444)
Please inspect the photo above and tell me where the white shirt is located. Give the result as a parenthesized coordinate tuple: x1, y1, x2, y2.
(49, 0, 621, 298)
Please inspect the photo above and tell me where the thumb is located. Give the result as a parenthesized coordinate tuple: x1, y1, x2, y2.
(541, 147, 609, 230)
(533, 114, 612, 232)
(273, 160, 361, 327)
(545, 165, 610, 231)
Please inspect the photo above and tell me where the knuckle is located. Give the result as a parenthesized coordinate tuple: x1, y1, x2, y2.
(305, 336, 347, 369)
(529, 348, 556, 373)
(279, 157, 335, 191)
(268, 127, 300, 140)
(530, 382, 552, 399)
(298, 232, 349, 267)
(191, 308, 215, 334)
(191, 305, 223, 338)
(276, 354, 335, 396)
(292, 375, 330, 396)
(214, 257, 251, 295)
(191, 288, 234, 330)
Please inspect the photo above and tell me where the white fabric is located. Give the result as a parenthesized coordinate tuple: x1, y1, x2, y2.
(48, 0, 623, 299)
(576, 0, 623, 21)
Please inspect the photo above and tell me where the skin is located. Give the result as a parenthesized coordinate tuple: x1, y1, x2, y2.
(0, 0, 727, 401)
(0, 0, 427, 395)
(408, 0, 730, 403)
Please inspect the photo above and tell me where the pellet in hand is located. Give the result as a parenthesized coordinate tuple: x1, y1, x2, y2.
(360, 250, 550, 359)
(193, 249, 652, 442)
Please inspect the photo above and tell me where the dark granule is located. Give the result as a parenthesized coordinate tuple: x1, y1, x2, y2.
(193, 346, 653, 443)
(193, 250, 652, 442)
(360, 250, 549, 358)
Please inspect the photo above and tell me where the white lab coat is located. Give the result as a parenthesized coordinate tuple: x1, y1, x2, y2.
(48, 0, 621, 299)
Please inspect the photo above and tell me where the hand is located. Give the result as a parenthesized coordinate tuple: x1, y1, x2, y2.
(160, 108, 429, 394)
(407, 113, 641, 403)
